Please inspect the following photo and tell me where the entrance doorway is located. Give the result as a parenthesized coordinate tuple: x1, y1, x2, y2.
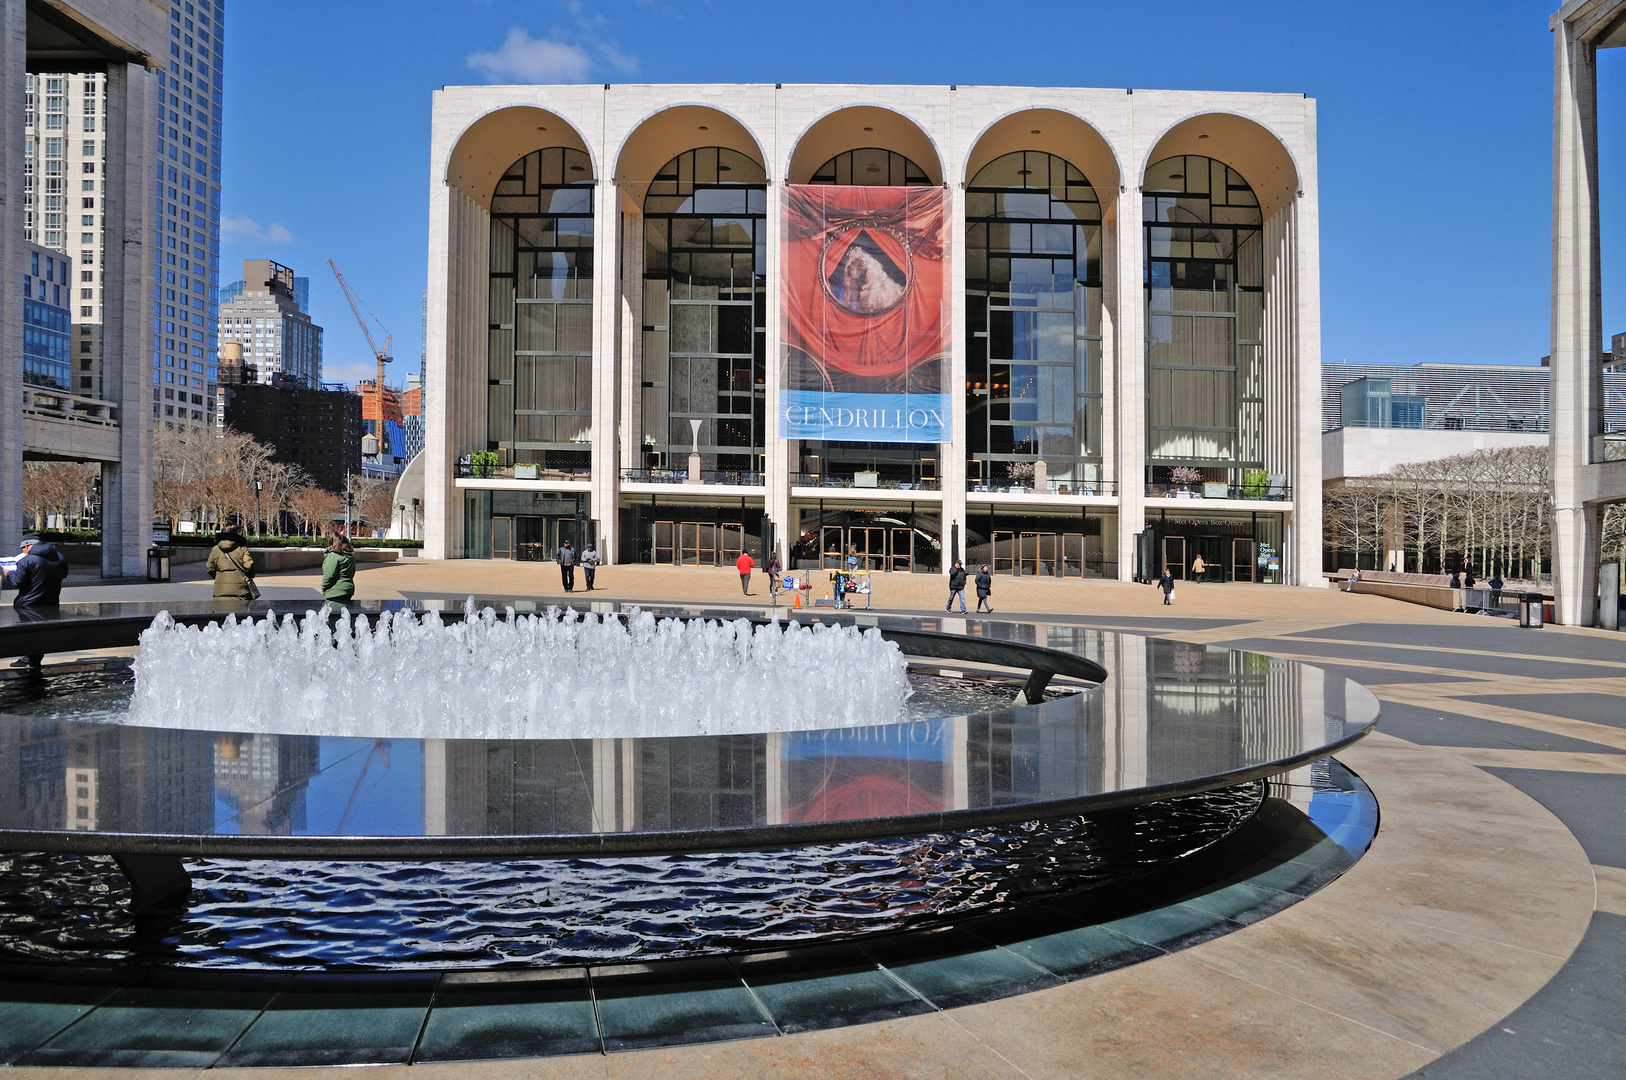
(652, 521, 743, 566)
(1232, 538, 1257, 583)
(1162, 536, 1186, 580)
(819, 525, 920, 571)
(492, 516, 513, 560)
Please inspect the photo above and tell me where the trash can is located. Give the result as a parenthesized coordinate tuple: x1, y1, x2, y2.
(1518, 592, 1544, 628)
(147, 546, 170, 582)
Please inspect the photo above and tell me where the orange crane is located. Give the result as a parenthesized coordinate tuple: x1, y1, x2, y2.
(327, 258, 393, 409)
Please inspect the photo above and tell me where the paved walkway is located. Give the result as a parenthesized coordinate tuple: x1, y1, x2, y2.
(34, 564, 1626, 1077)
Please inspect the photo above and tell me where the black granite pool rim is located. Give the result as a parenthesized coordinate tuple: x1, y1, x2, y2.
(0, 603, 1378, 861)
(0, 762, 1377, 1066)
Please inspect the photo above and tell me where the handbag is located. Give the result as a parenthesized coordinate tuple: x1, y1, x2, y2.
(224, 546, 260, 601)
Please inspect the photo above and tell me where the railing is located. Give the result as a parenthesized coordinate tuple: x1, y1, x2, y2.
(968, 479, 1118, 496)
(457, 462, 590, 481)
(22, 387, 120, 427)
(1594, 433, 1626, 463)
(1146, 483, 1292, 502)
(620, 468, 765, 486)
(790, 474, 941, 491)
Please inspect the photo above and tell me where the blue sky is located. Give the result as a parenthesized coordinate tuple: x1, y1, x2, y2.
(219, 1, 1624, 388)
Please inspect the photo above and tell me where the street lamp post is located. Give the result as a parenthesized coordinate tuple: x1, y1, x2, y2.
(253, 479, 263, 539)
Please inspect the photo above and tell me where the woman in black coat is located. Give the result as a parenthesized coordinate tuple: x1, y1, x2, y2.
(975, 564, 993, 613)
(1159, 569, 1175, 605)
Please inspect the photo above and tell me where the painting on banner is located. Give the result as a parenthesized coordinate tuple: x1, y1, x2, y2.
(780, 185, 951, 443)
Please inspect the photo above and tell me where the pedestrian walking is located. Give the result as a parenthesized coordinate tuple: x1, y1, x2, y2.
(581, 544, 600, 591)
(947, 560, 968, 613)
(206, 526, 258, 602)
(736, 549, 755, 595)
(556, 539, 576, 592)
(1462, 560, 1476, 589)
(975, 564, 993, 613)
(1191, 554, 1206, 581)
(1159, 568, 1175, 605)
(766, 551, 782, 597)
(4, 534, 68, 672)
(321, 526, 356, 604)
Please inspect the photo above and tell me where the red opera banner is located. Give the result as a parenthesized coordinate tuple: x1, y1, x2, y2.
(780, 185, 951, 443)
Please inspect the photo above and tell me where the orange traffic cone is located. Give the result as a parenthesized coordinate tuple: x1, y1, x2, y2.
(793, 592, 801, 609)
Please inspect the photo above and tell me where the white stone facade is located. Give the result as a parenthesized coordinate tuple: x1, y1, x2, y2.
(1551, 1, 1626, 625)
(425, 83, 1324, 584)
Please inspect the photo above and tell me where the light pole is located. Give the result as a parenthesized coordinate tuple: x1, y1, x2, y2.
(252, 479, 263, 539)
(344, 476, 354, 538)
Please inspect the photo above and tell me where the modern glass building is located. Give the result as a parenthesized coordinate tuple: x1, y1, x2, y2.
(424, 86, 1323, 585)
(22, 244, 74, 391)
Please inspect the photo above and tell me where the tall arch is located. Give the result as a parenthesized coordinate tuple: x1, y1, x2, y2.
(786, 106, 943, 186)
(446, 105, 595, 210)
(964, 150, 1105, 490)
(614, 105, 766, 210)
(486, 146, 597, 478)
(1140, 113, 1299, 218)
(962, 108, 1121, 212)
(637, 147, 769, 474)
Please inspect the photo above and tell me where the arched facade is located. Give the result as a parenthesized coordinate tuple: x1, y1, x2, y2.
(425, 86, 1321, 585)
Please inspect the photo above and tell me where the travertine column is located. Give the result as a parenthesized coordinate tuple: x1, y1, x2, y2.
(1551, 19, 1603, 626)
(589, 171, 621, 561)
(1114, 174, 1145, 581)
(764, 90, 791, 563)
(100, 60, 156, 577)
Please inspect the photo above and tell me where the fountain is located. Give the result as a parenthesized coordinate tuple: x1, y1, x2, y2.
(0, 599, 1379, 1061)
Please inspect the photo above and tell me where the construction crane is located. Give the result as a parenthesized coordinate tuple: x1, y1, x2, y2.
(328, 258, 392, 404)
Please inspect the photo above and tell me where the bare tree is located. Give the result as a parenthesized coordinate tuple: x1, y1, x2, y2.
(289, 485, 344, 540)
(22, 462, 98, 531)
(347, 476, 394, 537)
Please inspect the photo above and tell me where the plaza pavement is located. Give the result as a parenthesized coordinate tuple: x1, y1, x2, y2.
(34, 561, 1626, 1078)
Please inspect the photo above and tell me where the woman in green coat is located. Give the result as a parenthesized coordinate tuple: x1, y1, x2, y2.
(321, 528, 356, 603)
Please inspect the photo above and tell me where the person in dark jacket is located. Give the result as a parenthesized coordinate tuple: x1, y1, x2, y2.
(5, 535, 68, 607)
(5, 535, 69, 672)
(947, 561, 968, 613)
(557, 540, 576, 592)
(321, 527, 356, 604)
(975, 564, 993, 613)
(1159, 568, 1175, 605)
(206, 527, 256, 601)
(765, 551, 782, 598)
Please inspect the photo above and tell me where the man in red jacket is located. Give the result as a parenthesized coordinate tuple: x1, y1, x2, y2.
(736, 550, 755, 596)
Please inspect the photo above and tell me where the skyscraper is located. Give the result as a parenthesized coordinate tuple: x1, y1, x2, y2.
(22, 71, 108, 399)
(217, 259, 323, 388)
(26, 2, 226, 430)
(150, 0, 226, 428)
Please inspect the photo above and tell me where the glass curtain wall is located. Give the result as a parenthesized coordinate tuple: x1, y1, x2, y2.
(800, 148, 935, 484)
(488, 147, 595, 474)
(641, 147, 767, 477)
(1143, 156, 1263, 489)
(965, 152, 1102, 492)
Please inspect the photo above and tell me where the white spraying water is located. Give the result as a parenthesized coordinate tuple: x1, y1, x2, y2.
(127, 602, 912, 740)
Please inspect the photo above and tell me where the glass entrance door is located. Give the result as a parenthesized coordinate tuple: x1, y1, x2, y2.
(991, 531, 1016, 574)
(515, 517, 551, 561)
(1232, 538, 1257, 583)
(889, 528, 914, 572)
(1060, 533, 1085, 577)
(1019, 533, 1060, 576)
(491, 516, 513, 560)
(1162, 536, 1186, 579)
(850, 527, 886, 570)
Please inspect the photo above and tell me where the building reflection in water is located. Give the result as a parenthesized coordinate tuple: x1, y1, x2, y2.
(0, 638, 1352, 840)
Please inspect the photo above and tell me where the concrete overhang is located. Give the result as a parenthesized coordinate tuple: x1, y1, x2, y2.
(26, 0, 164, 72)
